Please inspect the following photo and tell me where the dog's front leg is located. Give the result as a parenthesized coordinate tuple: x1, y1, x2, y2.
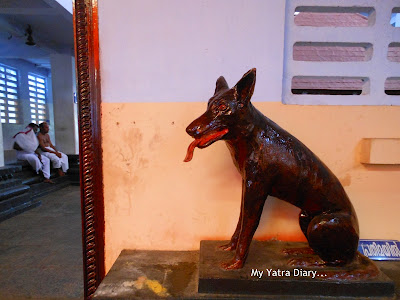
(219, 180, 245, 251)
(221, 178, 269, 270)
(219, 204, 242, 251)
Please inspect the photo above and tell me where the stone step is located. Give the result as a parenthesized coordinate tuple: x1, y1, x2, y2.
(67, 167, 80, 185)
(0, 165, 22, 175)
(68, 166, 79, 172)
(0, 155, 80, 222)
(21, 175, 44, 186)
(0, 190, 31, 212)
(0, 165, 22, 181)
(6, 161, 30, 170)
(68, 154, 79, 165)
(15, 169, 60, 186)
(6, 166, 37, 183)
(14, 168, 38, 177)
(0, 178, 23, 190)
(0, 184, 30, 201)
(0, 192, 40, 223)
(29, 175, 70, 199)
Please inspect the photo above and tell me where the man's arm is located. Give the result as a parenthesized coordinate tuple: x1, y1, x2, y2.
(47, 135, 62, 158)
(34, 148, 43, 163)
(13, 142, 22, 151)
(48, 137, 58, 152)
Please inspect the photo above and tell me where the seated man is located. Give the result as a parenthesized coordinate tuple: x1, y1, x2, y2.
(37, 122, 69, 177)
(13, 123, 53, 183)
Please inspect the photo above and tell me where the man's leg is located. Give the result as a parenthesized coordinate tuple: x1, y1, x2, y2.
(42, 151, 64, 176)
(16, 151, 41, 174)
(17, 152, 53, 183)
(42, 152, 61, 168)
(40, 155, 53, 182)
(60, 152, 69, 173)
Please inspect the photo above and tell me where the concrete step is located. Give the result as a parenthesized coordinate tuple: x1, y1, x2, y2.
(0, 178, 23, 190)
(0, 175, 70, 223)
(16, 169, 59, 186)
(0, 165, 22, 180)
(0, 165, 23, 174)
(6, 163, 39, 184)
(0, 154, 80, 222)
(29, 175, 70, 199)
(21, 175, 44, 186)
(0, 192, 41, 222)
(68, 167, 80, 185)
(6, 160, 30, 170)
(68, 154, 79, 165)
(0, 184, 30, 201)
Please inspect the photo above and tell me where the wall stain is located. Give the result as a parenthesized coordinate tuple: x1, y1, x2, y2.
(139, 158, 149, 168)
(120, 128, 143, 163)
(149, 127, 162, 151)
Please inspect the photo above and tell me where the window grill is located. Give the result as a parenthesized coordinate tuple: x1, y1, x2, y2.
(283, 1, 400, 105)
(0, 64, 19, 123)
(28, 73, 47, 124)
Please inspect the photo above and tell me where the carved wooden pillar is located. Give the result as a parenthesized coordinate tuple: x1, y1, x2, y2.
(73, 0, 105, 298)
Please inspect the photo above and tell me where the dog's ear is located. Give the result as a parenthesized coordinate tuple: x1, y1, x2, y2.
(234, 68, 256, 105)
(214, 76, 229, 95)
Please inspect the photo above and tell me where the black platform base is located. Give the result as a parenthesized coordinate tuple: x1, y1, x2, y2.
(199, 240, 395, 297)
(93, 244, 400, 299)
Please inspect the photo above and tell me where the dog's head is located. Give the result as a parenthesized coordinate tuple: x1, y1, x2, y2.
(184, 68, 256, 162)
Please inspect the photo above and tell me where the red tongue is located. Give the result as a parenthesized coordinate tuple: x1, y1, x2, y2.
(183, 128, 228, 162)
(183, 139, 200, 162)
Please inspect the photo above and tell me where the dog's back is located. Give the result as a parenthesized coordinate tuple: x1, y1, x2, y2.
(233, 104, 355, 217)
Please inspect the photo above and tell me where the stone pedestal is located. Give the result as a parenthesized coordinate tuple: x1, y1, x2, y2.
(93, 242, 399, 299)
(199, 240, 395, 297)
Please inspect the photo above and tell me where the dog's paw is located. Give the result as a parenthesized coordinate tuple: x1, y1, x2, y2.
(220, 259, 244, 270)
(218, 242, 236, 251)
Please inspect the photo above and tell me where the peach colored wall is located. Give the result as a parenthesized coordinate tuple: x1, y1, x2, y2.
(102, 101, 400, 272)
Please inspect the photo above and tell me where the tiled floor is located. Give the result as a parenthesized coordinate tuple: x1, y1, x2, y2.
(0, 185, 83, 299)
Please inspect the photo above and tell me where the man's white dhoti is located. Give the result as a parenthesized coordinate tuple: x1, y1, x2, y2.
(14, 126, 51, 180)
(42, 146, 69, 173)
(16, 150, 51, 179)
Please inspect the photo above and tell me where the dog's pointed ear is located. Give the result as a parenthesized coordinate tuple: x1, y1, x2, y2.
(234, 68, 256, 104)
(214, 76, 229, 95)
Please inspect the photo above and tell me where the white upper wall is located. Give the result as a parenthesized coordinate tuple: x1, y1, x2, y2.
(98, 0, 286, 103)
(56, 0, 72, 14)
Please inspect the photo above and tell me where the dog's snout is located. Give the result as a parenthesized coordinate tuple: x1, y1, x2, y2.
(186, 112, 212, 137)
(186, 124, 201, 137)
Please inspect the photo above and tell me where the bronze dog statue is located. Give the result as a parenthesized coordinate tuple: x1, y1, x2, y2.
(184, 68, 359, 270)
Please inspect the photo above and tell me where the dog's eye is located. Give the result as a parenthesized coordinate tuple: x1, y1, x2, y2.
(218, 104, 227, 111)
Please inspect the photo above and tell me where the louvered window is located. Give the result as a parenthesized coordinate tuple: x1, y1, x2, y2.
(0, 64, 19, 123)
(283, 2, 400, 105)
(28, 73, 47, 123)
